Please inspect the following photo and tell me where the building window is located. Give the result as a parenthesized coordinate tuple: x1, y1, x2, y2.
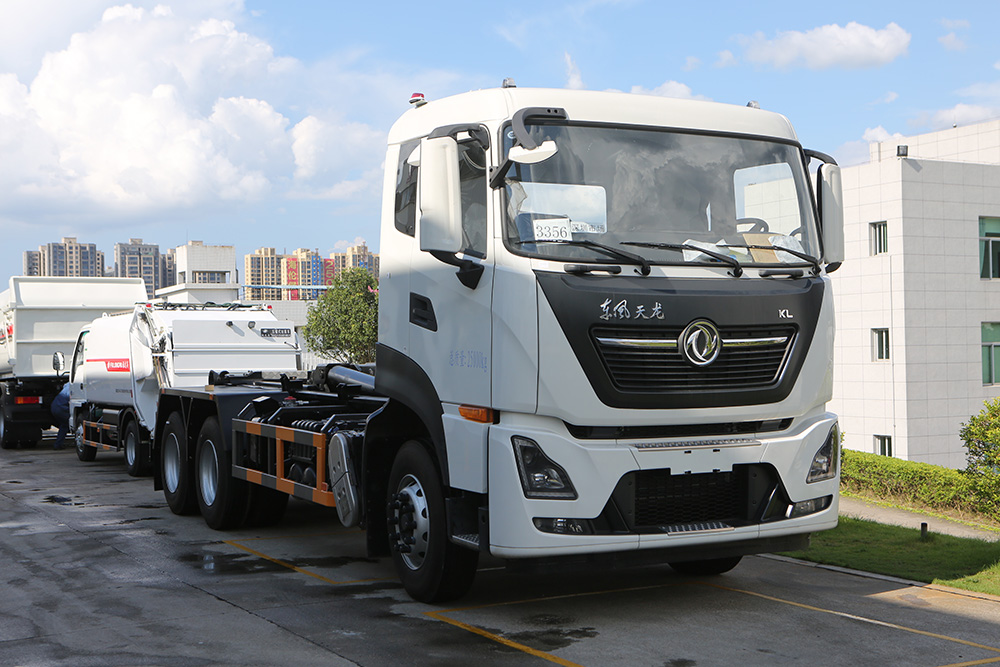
(872, 328, 890, 361)
(869, 221, 888, 255)
(982, 323, 1000, 384)
(874, 435, 893, 457)
(980, 217, 1000, 278)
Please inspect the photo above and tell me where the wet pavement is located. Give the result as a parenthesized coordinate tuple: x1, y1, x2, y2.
(3, 440, 1000, 666)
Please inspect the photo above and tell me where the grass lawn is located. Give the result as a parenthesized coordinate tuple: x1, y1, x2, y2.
(782, 516, 1000, 597)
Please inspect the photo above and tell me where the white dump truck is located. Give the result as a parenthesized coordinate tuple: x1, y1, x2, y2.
(78, 84, 843, 603)
(62, 302, 300, 475)
(0, 276, 148, 449)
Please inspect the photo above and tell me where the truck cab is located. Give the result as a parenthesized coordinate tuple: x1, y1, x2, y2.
(368, 86, 843, 595)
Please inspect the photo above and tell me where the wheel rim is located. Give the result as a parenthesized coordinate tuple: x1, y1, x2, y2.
(163, 432, 181, 493)
(392, 474, 430, 571)
(125, 428, 137, 466)
(198, 438, 219, 507)
(75, 423, 85, 453)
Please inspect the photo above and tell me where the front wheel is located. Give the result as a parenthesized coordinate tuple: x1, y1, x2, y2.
(195, 416, 248, 530)
(669, 556, 743, 576)
(124, 419, 150, 477)
(387, 441, 478, 603)
(75, 422, 96, 461)
(161, 411, 198, 515)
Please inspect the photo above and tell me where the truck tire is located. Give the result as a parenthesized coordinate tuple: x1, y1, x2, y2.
(162, 411, 198, 515)
(195, 416, 249, 530)
(123, 419, 150, 477)
(244, 485, 289, 527)
(0, 407, 16, 449)
(669, 556, 743, 576)
(75, 422, 96, 461)
(387, 441, 478, 603)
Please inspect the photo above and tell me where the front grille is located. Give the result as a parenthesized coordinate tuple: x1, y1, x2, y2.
(593, 325, 796, 392)
(633, 469, 743, 527)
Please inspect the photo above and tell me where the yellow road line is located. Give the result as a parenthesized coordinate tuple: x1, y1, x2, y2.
(424, 611, 583, 667)
(223, 539, 389, 586)
(700, 582, 1000, 666)
(215, 540, 1000, 667)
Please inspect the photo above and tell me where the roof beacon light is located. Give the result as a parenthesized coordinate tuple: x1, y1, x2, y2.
(409, 92, 427, 107)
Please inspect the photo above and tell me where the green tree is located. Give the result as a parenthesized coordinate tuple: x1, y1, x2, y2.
(303, 268, 378, 364)
(958, 398, 1000, 520)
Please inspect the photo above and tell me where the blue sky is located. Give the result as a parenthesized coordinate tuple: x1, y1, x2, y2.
(1, 0, 998, 285)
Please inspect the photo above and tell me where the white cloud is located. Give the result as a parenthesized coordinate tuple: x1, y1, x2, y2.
(872, 91, 899, 105)
(564, 52, 585, 90)
(682, 56, 700, 72)
(938, 32, 966, 51)
(940, 18, 970, 31)
(290, 113, 384, 193)
(862, 126, 906, 143)
(630, 81, 710, 101)
(833, 126, 907, 167)
(715, 50, 738, 68)
(0, 2, 388, 221)
(925, 103, 999, 129)
(739, 22, 910, 69)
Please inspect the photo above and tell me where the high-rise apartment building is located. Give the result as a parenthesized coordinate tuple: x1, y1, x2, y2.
(282, 248, 335, 300)
(22, 237, 105, 277)
(244, 247, 286, 301)
(329, 242, 379, 277)
(113, 238, 176, 299)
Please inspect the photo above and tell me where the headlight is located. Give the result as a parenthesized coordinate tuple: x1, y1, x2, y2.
(512, 436, 577, 499)
(806, 423, 840, 483)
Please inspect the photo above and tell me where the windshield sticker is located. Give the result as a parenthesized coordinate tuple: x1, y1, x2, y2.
(533, 217, 572, 241)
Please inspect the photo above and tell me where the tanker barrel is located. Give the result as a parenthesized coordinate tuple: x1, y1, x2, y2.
(326, 364, 376, 394)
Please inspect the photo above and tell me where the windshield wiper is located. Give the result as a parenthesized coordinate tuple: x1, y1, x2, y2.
(515, 238, 651, 276)
(620, 241, 743, 278)
(722, 244, 821, 276)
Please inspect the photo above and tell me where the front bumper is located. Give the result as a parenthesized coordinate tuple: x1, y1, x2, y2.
(487, 411, 839, 559)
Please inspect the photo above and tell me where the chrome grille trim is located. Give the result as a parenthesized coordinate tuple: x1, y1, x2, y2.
(593, 325, 797, 392)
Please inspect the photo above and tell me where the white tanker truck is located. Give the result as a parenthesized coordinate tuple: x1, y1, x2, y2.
(61, 302, 299, 475)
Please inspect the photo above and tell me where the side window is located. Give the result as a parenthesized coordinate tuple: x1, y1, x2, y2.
(70, 332, 87, 382)
(458, 141, 488, 258)
(394, 141, 419, 236)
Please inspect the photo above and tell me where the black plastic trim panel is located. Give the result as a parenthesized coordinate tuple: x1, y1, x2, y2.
(564, 418, 793, 440)
(536, 272, 825, 409)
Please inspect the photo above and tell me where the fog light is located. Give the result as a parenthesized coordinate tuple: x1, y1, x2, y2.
(533, 518, 592, 534)
(787, 495, 833, 518)
(807, 423, 840, 483)
(512, 437, 577, 499)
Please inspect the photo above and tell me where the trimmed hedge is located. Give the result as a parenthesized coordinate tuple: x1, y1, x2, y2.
(840, 449, 998, 522)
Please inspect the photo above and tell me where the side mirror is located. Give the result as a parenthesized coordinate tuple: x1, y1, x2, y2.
(508, 140, 558, 165)
(818, 163, 844, 267)
(52, 351, 66, 374)
(418, 135, 462, 254)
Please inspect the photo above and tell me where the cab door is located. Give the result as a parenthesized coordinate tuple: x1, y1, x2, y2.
(408, 132, 494, 409)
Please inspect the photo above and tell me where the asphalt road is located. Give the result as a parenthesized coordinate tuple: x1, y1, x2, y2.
(3, 439, 1000, 667)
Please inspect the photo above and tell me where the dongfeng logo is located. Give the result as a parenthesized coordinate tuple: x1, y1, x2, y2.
(679, 320, 721, 366)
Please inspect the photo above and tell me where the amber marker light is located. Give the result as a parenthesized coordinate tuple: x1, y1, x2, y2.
(459, 405, 496, 423)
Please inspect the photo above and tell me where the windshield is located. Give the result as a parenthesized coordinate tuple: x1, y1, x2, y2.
(501, 123, 820, 267)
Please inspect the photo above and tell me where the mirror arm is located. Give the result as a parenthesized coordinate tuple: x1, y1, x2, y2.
(804, 148, 838, 165)
(489, 158, 513, 189)
(511, 107, 568, 149)
(429, 251, 484, 290)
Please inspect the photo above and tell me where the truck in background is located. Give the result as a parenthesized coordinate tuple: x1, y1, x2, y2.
(76, 85, 843, 603)
(0, 277, 148, 449)
(62, 302, 300, 476)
